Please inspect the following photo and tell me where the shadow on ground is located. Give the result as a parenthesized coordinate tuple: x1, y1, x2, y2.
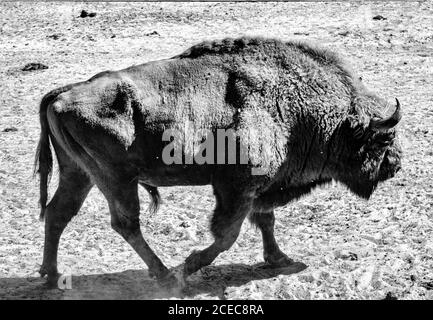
(0, 262, 307, 299)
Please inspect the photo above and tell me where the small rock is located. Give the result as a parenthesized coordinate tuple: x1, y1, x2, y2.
(420, 281, 433, 290)
(338, 31, 350, 37)
(22, 63, 48, 71)
(372, 15, 387, 21)
(47, 34, 61, 40)
(145, 31, 160, 36)
(2, 127, 18, 132)
(335, 249, 358, 261)
(348, 252, 358, 261)
(80, 10, 96, 18)
(179, 221, 190, 228)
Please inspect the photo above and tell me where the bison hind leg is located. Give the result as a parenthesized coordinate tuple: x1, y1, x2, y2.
(101, 180, 184, 289)
(40, 165, 93, 286)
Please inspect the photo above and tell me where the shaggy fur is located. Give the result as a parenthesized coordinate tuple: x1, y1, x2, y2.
(34, 37, 402, 284)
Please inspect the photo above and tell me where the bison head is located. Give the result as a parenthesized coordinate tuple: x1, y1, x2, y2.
(332, 97, 402, 199)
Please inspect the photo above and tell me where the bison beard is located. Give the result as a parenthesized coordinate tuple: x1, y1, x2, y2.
(35, 36, 402, 288)
(347, 178, 379, 200)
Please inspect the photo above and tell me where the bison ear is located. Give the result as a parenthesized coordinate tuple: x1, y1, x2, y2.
(345, 97, 371, 142)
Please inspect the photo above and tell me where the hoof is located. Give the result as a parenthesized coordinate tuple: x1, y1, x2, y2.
(42, 273, 61, 289)
(39, 265, 50, 277)
(184, 249, 201, 276)
(265, 253, 295, 268)
(39, 265, 60, 288)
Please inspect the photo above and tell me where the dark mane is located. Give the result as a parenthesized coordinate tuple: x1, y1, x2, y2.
(173, 36, 359, 90)
(173, 37, 264, 59)
(174, 37, 346, 67)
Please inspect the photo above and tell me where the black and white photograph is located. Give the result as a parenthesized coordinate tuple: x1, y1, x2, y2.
(0, 0, 432, 302)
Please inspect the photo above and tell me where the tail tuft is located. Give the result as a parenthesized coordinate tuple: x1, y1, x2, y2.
(34, 93, 56, 221)
(141, 184, 161, 214)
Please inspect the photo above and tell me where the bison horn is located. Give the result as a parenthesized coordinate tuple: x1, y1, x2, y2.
(369, 98, 402, 131)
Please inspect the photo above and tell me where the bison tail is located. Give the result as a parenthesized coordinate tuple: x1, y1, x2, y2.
(141, 184, 161, 214)
(34, 93, 56, 221)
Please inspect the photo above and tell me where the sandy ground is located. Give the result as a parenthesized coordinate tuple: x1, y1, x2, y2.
(0, 1, 432, 300)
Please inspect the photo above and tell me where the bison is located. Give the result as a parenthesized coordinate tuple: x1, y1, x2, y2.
(34, 37, 402, 287)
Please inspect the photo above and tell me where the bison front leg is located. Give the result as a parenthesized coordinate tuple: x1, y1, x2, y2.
(249, 210, 294, 268)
